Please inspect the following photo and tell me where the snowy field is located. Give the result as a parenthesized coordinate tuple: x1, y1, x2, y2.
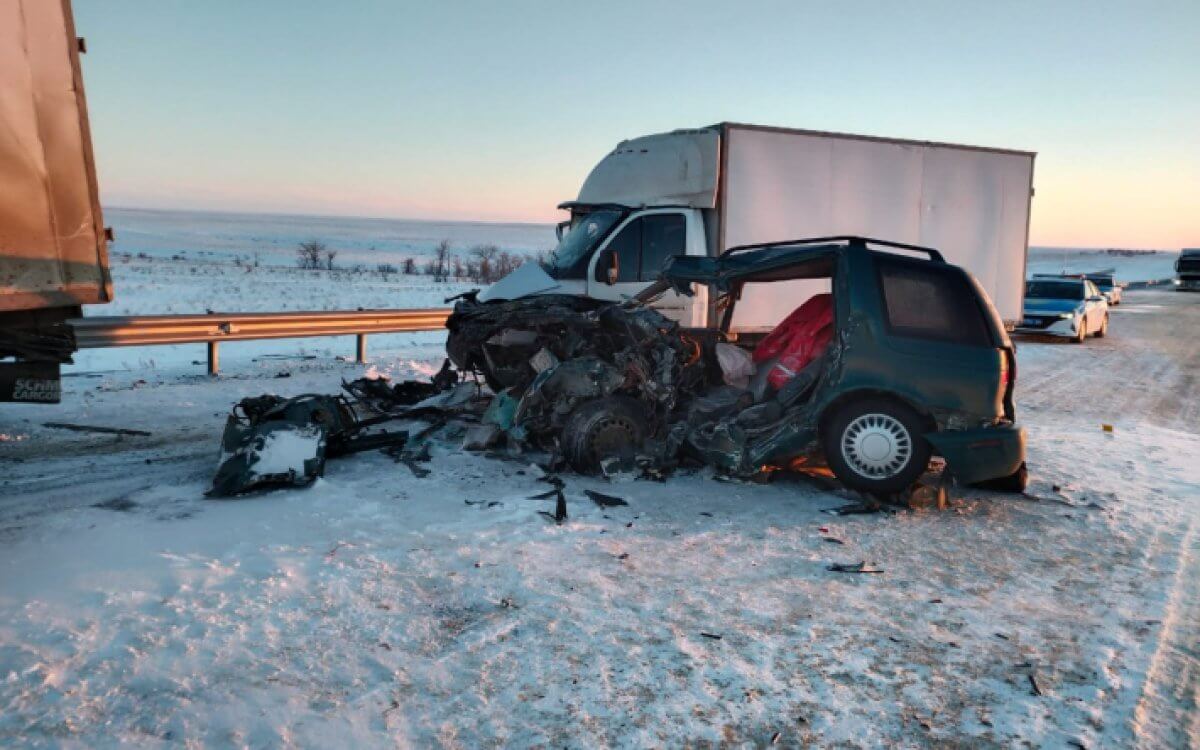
(1, 213, 1196, 747)
(1025, 247, 1179, 284)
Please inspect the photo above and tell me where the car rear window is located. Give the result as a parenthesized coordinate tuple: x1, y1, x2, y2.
(876, 256, 993, 346)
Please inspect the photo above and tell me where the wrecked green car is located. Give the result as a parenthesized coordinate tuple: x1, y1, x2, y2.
(446, 237, 1026, 495)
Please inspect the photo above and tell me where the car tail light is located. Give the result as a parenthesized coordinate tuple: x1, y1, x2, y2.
(998, 347, 1016, 420)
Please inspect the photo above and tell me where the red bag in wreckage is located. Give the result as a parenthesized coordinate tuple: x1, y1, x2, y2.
(752, 293, 834, 390)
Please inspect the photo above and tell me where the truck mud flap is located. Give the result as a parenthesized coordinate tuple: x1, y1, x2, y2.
(0, 362, 62, 403)
(925, 425, 1025, 485)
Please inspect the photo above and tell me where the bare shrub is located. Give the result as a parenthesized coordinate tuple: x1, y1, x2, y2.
(296, 240, 325, 270)
(469, 244, 499, 283)
(324, 248, 338, 271)
(402, 257, 417, 275)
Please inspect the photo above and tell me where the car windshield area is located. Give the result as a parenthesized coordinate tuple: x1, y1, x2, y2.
(1026, 280, 1085, 300)
(1085, 274, 1114, 289)
(545, 209, 624, 280)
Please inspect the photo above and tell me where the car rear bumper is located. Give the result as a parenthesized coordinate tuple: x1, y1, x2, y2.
(925, 423, 1026, 485)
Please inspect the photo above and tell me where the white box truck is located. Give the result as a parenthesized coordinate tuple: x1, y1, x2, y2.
(535, 123, 1034, 330)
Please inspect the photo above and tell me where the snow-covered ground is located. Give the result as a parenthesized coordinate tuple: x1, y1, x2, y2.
(3, 269, 1199, 746)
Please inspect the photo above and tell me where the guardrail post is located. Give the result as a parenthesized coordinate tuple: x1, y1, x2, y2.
(207, 341, 219, 376)
(356, 334, 368, 364)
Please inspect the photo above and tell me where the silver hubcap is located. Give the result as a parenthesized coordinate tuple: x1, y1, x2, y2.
(841, 413, 912, 479)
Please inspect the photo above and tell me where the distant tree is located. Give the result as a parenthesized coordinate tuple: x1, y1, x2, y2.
(470, 244, 499, 283)
(296, 240, 325, 270)
(402, 257, 417, 275)
(324, 248, 338, 271)
(431, 239, 453, 283)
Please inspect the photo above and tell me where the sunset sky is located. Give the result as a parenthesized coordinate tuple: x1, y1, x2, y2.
(75, 0, 1198, 248)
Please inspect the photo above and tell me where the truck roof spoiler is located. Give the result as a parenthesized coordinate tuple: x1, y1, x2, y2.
(725, 236, 945, 263)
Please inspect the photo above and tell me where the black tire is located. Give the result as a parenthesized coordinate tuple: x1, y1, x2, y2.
(1094, 314, 1108, 338)
(561, 397, 649, 474)
(972, 461, 1029, 493)
(822, 398, 932, 495)
(1072, 318, 1087, 344)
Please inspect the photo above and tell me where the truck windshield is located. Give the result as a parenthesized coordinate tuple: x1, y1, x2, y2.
(1026, 281, 1085, 300)
(546, 209, 624, 279)
(1085, 275, 1114, 289)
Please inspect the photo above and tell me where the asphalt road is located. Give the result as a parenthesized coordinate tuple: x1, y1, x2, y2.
(1016, 288, 1200, 432)
(1017, 288, 1200, 749)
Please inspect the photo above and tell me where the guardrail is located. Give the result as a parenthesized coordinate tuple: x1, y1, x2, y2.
(69, 308, 452, 374)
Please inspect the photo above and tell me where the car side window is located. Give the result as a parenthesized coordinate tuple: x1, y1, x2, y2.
(876, 256, 992, 346)
(595, 219, 642, 283)
(640, 214, 686, 280)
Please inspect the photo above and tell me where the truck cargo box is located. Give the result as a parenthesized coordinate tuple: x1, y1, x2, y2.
(0, 0, 110, 313)
(718, 124, 1034, 327)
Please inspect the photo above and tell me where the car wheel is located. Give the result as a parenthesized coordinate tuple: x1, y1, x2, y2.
(1073, 317, 1087, 344)
(561, 396, 648, 473)
(972, 461, 1029, 493)
(1095, 314, 1108, 338)
(823, 398, 932, 495)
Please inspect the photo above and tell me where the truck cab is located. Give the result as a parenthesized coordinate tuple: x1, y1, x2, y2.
(1177, 249, 1200, 291)
(547, 204, 709, 326)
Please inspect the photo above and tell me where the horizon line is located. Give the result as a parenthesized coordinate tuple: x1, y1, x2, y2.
(101, 205, 1177, 253)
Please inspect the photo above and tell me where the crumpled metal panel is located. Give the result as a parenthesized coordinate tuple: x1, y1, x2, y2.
(0, 0, 110, 312)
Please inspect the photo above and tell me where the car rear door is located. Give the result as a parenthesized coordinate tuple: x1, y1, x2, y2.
(864, 253, 1008, 421)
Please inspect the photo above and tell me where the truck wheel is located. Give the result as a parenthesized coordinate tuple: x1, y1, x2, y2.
(561, 397, 648, 474)
(1095, 314, 1108, 338)
(822, 398, 931, 495)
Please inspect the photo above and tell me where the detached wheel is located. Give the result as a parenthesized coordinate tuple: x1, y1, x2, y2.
(823, 398, 931, 495)
(561, 397, 649, 473)
(1094, 314, 1109, 338)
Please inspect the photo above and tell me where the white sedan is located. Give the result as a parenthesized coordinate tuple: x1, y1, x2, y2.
(1016, 277, 1110, 343)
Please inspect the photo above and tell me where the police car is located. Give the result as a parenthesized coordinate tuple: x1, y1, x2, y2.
(1016, 275, 1109, 343)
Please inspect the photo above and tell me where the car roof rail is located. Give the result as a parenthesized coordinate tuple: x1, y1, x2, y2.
(725, 235, 945, 262)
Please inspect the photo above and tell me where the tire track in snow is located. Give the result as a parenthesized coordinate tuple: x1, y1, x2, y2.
(1132, 507, 1200, 749)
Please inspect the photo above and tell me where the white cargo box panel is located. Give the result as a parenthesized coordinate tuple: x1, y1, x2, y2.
(720, 125, 1034, 327)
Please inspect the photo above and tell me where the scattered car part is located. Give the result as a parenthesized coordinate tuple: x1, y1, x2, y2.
(209, 392, 409, 497)
(584, 489, 629, 508)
